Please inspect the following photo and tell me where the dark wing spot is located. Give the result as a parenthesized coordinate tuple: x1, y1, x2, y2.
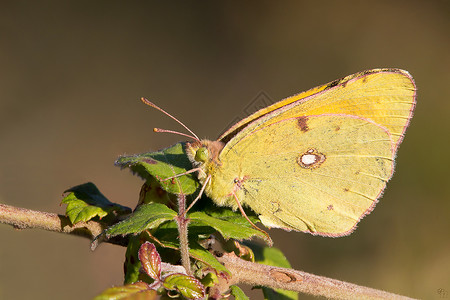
(335, 125, 341, 131)
(327, 78, 341, 89)
(326, 76, 349, 89)
(343, 188, 349, 192)
(297, 116, 309, 132)
(327, 205, 334, 210)
(362, 69, 377, 76)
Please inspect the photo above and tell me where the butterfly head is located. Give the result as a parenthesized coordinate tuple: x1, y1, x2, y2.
(186, 140, 225, 173)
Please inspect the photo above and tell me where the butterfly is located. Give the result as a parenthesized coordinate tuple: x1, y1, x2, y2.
(144, 68, 416, 237)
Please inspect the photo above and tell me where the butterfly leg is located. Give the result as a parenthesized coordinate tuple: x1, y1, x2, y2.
(182, 174, 211, 216)
(160, 167, 203, 182)
(231, 192, 273, 246)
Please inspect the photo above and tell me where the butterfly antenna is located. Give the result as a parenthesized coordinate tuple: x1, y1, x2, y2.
(141, 97, 200, 141)
(153, 128, 198, 140)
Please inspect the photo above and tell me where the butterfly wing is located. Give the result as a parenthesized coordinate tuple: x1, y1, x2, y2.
(219, 68, 416, 153)
(216, 114, 394, 236)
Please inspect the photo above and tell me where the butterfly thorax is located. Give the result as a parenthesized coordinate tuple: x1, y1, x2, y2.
(186, 140, 240, 208)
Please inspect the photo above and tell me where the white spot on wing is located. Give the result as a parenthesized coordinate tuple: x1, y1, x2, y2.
(301, 154, 317, 165)
(298, 148, 326, 169)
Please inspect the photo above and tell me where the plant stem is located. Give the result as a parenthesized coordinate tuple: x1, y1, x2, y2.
(218, 253, 416, 300)
(0, 203, 128, 248)
(1, 203, 415, 299)
(175, 193, 192, 275)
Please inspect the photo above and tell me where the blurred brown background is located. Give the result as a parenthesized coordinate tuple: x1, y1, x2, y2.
(1, 1, 449, 299)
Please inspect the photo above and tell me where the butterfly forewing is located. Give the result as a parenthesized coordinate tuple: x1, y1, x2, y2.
(219, 69, 416, 153)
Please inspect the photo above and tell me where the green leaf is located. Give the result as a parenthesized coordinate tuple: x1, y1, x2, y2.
(105, 203, 177, 237)
(147, 222, 230, 276)
(124, 235, 143, 284)
(253, 246, 292, 269)
(188, 242, 230, 276)
(137, 177, 177, 207)
(115, 142, 199, 195)
(249, 244, 298, 300)
(62, 182, 131, 224)
(262, 288, 297, 300)
(162, 273, 205, 300)
(139, 242, 161, 280)
(187, 200, 273, 244)
(200, 272, 219, 288)
(189, 211, 267, 241)
(199, 199, 259, 223)
(230, 285, 250, 300)
(93, 282, 156, 300)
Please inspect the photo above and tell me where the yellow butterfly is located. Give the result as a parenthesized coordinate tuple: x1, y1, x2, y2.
(144, 68, 416, 237)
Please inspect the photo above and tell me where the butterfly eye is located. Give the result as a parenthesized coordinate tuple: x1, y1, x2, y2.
(194, 147, 209, 163)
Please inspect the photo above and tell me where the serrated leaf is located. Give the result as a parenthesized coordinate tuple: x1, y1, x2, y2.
(188, 200, 273, 244)
(93, 282, 156, 300)
(188, 242, 230, 276)
(230, 285, 250, 300)
(105, 203, 177, 237)
(188, 211, 266, 241)
(163, 273, 205, 300)
(62, 182, 131, 224)
(115, 142, 199, 195)
(139, 242, 161, 280)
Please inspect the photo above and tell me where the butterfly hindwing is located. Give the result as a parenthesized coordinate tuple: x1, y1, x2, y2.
(217, 114, 394, 236)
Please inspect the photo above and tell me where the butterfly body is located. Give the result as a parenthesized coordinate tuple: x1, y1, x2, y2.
(186, 139, 238, 208)
(185, 68, 415, 236)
